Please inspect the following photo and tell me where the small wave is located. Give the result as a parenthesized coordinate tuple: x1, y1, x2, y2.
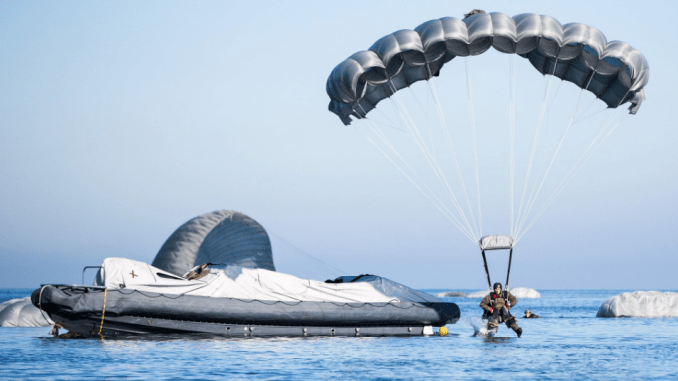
(464, 317, 495, 337)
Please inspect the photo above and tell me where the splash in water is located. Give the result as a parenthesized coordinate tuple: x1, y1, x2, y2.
(466, 317, 496, 337)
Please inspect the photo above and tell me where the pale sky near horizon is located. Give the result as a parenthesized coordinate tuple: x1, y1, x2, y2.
(1, 0, 676, 289)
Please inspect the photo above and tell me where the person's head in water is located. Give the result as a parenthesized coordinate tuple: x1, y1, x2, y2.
(493, 282, 502, 294)
(525, 309, 532, 317)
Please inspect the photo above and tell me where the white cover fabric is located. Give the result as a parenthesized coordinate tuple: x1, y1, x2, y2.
(466, 287, 541, 299)
(596, 291, 678, 318)
(479, 235, 514, 250)
(96, 258, 399, 303)
(0, 297, 53, 327)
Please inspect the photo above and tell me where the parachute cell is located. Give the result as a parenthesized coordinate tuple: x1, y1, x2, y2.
(152, 210, 275, 276)
(327, 12, 649, 125)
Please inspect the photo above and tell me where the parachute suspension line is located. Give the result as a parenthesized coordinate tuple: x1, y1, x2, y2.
(515, 72, 597, 237)
(402, 84, 436, 156)
(515, 110, 628, 244)
(269, 232, 349, 277)
(572, 104, 609, 126)
(465, 58, 483, 237)
(512, 61, 559, 238)
(363, 94, 478, 242)
(426, 80, 435, 159)
(514, 89, 587, 237)
(390, 88, 436, 160)
(360, 118, 477, 243)
(515, 140, 560, 237)
(509, 55, 516, 237)
(391, 83, 479, 238)
(428, 80, 480, 238)
(386, 82, 478, 239)
(545, 79, 565, 141)
(575, 86, 632, 126)
(370, 105, 407, 133)
(573, 97, 604, 124)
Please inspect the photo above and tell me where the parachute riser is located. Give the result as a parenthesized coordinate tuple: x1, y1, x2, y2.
(505, 248, 513, 292)
(481, 250, 492, 290)
(480, 247, 514, 296)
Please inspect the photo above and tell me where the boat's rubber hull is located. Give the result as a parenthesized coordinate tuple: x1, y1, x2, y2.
(32, 285, 460, 337)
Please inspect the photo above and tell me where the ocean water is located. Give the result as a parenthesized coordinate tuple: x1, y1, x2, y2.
(2, 288, 677, 380)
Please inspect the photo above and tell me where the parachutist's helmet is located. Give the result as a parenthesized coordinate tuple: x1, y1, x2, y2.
(493, 282, 502, 291)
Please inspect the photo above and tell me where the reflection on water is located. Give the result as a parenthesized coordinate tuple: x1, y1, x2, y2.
(1, 290, 678, 380)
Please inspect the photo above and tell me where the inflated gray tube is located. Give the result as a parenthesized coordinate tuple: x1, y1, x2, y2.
(152, 210, 274, 276)
(0, 297, 53, 327)
(32, 286, 459, 327)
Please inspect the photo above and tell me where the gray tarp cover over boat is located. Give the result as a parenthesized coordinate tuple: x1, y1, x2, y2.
(95, 258, 414, 303)
(327, 12, 649, 125)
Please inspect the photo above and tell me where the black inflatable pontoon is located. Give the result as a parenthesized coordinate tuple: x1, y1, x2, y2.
(31, 259, 459, 338)
(33, 285, 459, 337)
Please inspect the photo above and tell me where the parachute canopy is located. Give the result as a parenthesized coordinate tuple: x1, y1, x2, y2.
(152, 210, 275, 276)
(0, 297, 53, 327)
(327, 12, 649, 125)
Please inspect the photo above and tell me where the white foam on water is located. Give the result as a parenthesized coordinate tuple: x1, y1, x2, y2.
(0, 297, 53, 328)
(465, 317, 495, 337)
(597, 291, 678, 318)
(466, 287, 541, 299)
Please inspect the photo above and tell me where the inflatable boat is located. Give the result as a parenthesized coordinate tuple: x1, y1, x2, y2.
(32, 258, 459, 337)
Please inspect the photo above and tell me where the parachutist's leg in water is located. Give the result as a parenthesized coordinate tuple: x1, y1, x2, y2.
(488, 308, 500, 327)
(500, 307, 522, 337)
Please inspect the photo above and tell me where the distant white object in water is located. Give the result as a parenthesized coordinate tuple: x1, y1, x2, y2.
(465, 287, 541, 299)
(596, 291, 678, 318)
(0, 297, 53, 327)
(435, 291, 468, 298)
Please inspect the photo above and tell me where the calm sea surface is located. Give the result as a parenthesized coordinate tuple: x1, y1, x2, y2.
(2, 288, 677, 380)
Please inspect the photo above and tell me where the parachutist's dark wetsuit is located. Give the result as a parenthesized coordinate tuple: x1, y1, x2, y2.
(480, 291, 521, 333)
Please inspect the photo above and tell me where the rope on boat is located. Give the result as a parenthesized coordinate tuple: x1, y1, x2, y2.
(38, 285, 65, 337)
(98, 288, 108, 337)
(37, 285, 65, 337)
(37, 285, 52, 326)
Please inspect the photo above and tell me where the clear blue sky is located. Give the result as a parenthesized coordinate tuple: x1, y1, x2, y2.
(1, 0, 676, 289)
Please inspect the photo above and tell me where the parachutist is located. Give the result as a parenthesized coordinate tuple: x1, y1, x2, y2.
(481, 283, 522, 337)
(523, 309, 541, 318)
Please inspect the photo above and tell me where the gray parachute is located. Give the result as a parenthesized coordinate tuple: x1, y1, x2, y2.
(327, 12, 649, 125)
(152, 210, 275, 276)
(0, 297, 53, 327)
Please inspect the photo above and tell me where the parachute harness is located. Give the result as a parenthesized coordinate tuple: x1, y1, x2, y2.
(480, 236, 514, 319)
